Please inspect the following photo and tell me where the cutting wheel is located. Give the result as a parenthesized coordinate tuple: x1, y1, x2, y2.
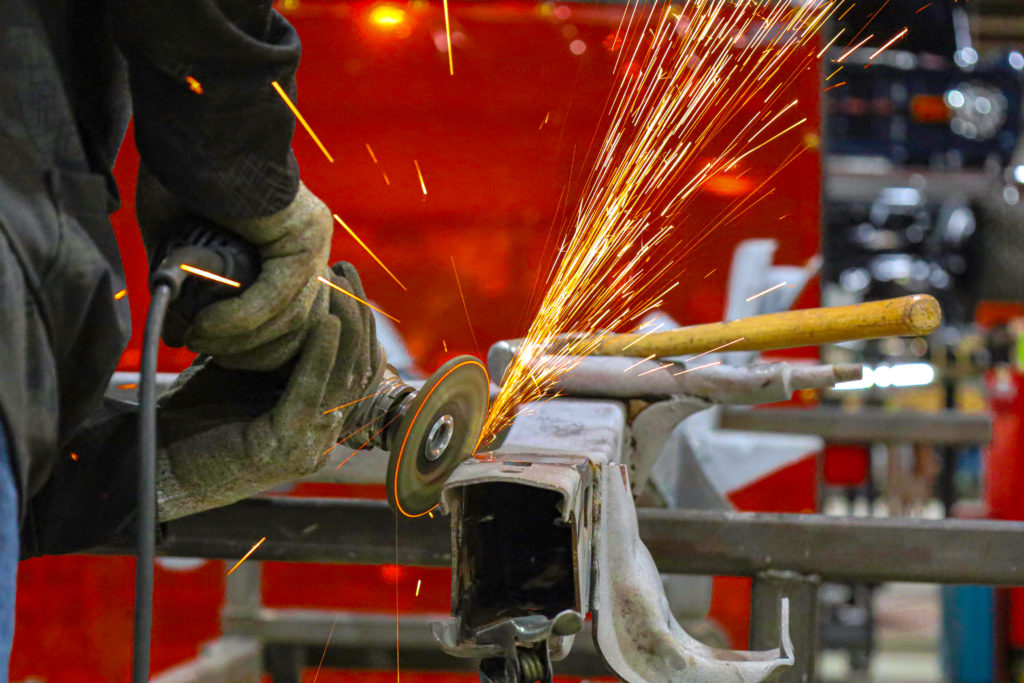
(387, 355, 489, 517)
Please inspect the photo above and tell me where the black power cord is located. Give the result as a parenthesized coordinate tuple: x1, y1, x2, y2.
(132, 228, 259, 683)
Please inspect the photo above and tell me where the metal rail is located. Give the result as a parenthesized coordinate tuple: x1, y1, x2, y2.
(98, 496, 1024, 585)
(719, 406, 992, 445)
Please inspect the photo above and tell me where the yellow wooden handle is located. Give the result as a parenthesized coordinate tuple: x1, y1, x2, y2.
(596, 295, 942, 357)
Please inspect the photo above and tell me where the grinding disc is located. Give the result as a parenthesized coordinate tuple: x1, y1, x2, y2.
(387, 355, 489, 517)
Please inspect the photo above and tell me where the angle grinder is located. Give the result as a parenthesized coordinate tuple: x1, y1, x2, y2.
(342, 356, 490, 517)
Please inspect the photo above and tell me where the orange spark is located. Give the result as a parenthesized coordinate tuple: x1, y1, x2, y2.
(365, 143, 379, 164)
(415, 579, 422, 596)
(428, 511, 434, 519)
(333, 214, 407, 290)
(837, 34, 874, 62)
(323, 391, 379, 416)
(704, 268, 717, 279)
(442, 339, 448, 352)
(540, 111, 550, 130)
(745, 282, 787, 302)
(114, 289, 128, 301)
(827, 65, 844, 81)
(185, 76, 204, 95)
(312, 616, 339, 683)
(868, 28, 907, 60)
(683, 337, 745, 362)
(451, 257, 480, 354)
(70, 452, 79, 461)
(227, 537, 266, 575)
(823, 81, 847, 92)
(916, 3, 931, 12)
(637, 362, 673, 377)
(271, 80, 334, 163)
(623, 354, 656, 373)
(382, 171, 391, 186)
(673, 360, 722, 376)
(180, 264, 241, 288)
(413, 159, 427, 195)
(442, 0, 454, 75)
(817, 28, 846, 58)
(117, 383, 138, 390)
(317, 275, 400, 323)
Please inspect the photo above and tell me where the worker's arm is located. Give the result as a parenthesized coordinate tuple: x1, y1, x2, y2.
(113, 0, 337, 371)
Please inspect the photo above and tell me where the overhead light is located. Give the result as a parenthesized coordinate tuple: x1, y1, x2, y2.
(368, 3, 408, 30)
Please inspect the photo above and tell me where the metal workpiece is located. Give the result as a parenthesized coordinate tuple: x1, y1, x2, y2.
(627, 395, 711, 498)
(750, 571, 821, 683)
(494, 398, 627, 464)
(593, 464, 794, 682)
(531, 356, 860, 402)
(434, 453, 595, 678)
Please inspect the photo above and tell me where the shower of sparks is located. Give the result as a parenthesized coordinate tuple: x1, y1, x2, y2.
(673, 360, 722, 376)
(317, 275, 400, 323)
(414, 159, 427, 195)
(480, 0, 863, 446)
(746, 281, 787, 302)
(227, 537, 266, 575)
(180, 264, 241, 288)
(868, 28, 907, 60)
(271, 80, 334, 163)
(415, 579, 422, 596)
(366, 143, 379, 164)
(442, 0, 454, 75)
(312, 616, 339, 683)
(451, 257, 481, 354)
(333, 214, 407, 290)
(114, 288, 128, 300)
(185, 76, 204, 95)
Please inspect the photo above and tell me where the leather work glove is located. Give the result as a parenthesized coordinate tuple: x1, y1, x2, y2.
(136, 163, 332, 371)
(153, 263, 384, 521)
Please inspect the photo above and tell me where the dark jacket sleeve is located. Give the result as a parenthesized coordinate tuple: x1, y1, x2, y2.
(110, 0, 302, 221)
(20, 399, 142, 558)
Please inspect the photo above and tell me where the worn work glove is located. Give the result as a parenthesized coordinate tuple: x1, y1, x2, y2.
(153, 263, 384, 521)
(136, 163, 333, 371)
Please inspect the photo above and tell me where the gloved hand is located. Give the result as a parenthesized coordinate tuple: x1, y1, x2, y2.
(136, 163, 333, 371)
(153, 263, 384, 521)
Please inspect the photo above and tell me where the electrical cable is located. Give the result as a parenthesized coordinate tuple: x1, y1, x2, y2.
(132, 282, 172, 683)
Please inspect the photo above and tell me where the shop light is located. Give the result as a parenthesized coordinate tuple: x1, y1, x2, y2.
(834, 363, 936, 391)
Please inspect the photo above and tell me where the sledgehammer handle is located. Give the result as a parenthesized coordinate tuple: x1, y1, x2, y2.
(596, 294, 942, 357)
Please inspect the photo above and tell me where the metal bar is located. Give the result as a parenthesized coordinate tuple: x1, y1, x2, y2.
(94, 498, 1024, 585)
(719, 407, 992, 445)
(750, 571, 820, 683)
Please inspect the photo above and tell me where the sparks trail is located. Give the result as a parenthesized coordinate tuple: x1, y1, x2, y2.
(451, 257, 481, 355)
(114, 288, 128, 300)
(271, 80, 334, 163)
(414, 159, 427, 195)
(869, 28, 907, 60)
(481, 0, 881, 444)
(673, 360, 722, 376)
(312, 616, 338, 683)
(227, 537, 266, 575)
(180, 264, 241, 288)
(442, 0, 454, 75)
(683, 337, 745, 362)
(333, 214, 407, 290)
(746, 281, 787, 302)
(317, 275, 400, 323)
(323, 390, 381, 416)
